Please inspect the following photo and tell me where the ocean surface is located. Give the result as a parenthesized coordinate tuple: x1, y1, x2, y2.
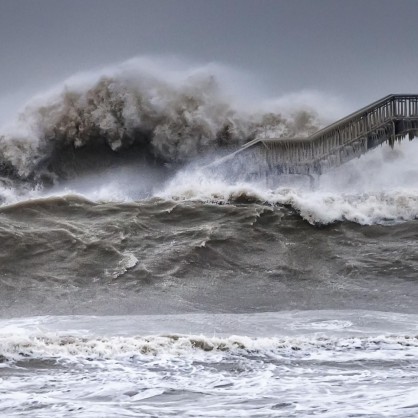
(1, 62, 418, 417)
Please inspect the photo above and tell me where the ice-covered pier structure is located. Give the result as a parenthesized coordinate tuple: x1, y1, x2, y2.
(224, 94, 418, 176)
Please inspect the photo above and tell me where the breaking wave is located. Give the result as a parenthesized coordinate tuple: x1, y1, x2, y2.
(0, 57, 321, 184)
(159, 176, 418, 225)
(1, 332, 417, 364)
(158, 139, 418, 225)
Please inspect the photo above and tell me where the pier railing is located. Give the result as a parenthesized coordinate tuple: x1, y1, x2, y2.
(234, 94, 418, 175)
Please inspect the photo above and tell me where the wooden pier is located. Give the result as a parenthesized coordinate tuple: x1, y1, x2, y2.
(224, 94, 418, 176)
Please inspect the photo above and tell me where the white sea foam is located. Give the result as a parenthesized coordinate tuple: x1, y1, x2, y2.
(105, 251, 139, 279)
(1, 332, 418, 363)
(0, 312, 418, 417)
(157, 140, 418, 225)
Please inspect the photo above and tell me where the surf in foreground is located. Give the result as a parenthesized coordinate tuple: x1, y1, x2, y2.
(1, 311, 418, 417)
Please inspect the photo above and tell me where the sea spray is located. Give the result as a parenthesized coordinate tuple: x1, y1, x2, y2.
(0, 58, 323, 186)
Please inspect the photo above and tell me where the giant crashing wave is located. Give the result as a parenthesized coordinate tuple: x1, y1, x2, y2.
(0, 62, 320, 189)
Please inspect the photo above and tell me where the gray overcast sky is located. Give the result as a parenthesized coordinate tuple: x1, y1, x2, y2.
(1, 0, 418, 111)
